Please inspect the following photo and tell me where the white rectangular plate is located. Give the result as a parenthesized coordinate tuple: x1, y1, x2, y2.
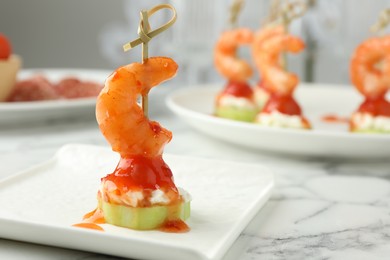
(0, 144, 273, 260)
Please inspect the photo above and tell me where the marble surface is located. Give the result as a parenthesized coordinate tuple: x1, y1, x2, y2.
(1, 103, 390, 260)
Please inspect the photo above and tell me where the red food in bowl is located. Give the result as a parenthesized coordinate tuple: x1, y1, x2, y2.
(56, 77, 103, 98)
(7, 75, 59, 101)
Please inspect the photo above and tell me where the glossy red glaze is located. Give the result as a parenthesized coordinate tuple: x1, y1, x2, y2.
(222, 81, 253, 98)
(262, 94, 302, 116)
(357, 97, 390, 117)
(102, 155, 178, 191)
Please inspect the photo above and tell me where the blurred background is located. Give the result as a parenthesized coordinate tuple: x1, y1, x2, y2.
(1, 0, 390, 86)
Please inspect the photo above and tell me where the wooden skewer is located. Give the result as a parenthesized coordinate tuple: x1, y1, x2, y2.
(140, 10, 150, 116)
(262, 0, 281, 27)
(229, 0, 245, 28)
(371, 8, 390, 35)
(279, 1, 307, 70)
(122, 4, 177, 117)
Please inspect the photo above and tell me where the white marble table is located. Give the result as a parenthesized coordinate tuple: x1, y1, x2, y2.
(1, 103, 390, 260)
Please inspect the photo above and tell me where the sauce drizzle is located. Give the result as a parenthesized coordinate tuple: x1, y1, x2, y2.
(103, 155, 178, 192)
(72, 223, 104, 231)
(83, 208, 105, 224)
(73, 208, 106, 231)
(321, 114, 349, 124)
(159, 219, 190, 233)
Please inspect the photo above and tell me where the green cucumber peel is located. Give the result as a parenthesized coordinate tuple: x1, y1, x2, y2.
(352, 129, 390, 134)
(99, 199, 190, 230)
(215, 106, 257, 122)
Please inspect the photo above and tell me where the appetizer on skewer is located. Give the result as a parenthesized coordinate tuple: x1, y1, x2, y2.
(0, 34, 21, 101)
(214, 28, 257, 122)
(77, 4, 190, 232)
(251, 1, 311, 130)
(349, 10, 390, 134)
(95, 57, 190, 231)
(214, 0, 257, 122)
(252, 25, 311, 129)
(349, 36, 390, 133)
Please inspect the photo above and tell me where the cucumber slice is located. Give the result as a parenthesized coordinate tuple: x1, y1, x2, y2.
(351, 128, 390, 134)
(216, 106, 257, 122)
(99, 198, 190, 230)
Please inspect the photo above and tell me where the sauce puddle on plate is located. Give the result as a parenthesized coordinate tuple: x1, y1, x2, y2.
(72, 208, 105, 231)
(321, 114, 349, 124)
(72, 222, 104, 231)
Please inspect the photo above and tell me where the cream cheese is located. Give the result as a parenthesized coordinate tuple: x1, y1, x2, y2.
(218, 94, 256, 110)
(100, 180, 190, 207)
(351, 112, 390, 131)
(255, 111, 306, 129)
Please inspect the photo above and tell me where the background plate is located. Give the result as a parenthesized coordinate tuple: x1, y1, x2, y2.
(167, 83, 390, 159)
(0, 69, 110, 124)
(0, 144, 273, 260)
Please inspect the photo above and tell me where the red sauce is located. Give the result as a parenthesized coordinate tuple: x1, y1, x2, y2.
(357, 97, 390, 116)
(262, 94, 302, 116)
(222, 81, 253, 98)
(83, 208, 105, 224)
(81, 155, 189, 233)
(321, 114, 349, 123)
(73, 208, 106, 231)
(103, 155, 178, 192)
(83, 209, 97, 219)
(72, 223, 104, 231)
(159, 219, 190, 233)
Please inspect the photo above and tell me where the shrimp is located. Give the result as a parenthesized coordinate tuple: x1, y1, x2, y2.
(214, 28, 254, 82)
(350, 36, 390, 99)
(96, 57, 178, 158)
(252, 26, 305, 96)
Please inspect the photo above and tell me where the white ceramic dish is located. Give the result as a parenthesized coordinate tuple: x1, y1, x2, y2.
(0, 144, 273, 260)
(166, 83, 390, 159)
(0, 69, 110, 124)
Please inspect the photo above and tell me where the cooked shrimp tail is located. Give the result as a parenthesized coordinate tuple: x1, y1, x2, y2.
(214, 28, 254, 82)
(96, 57, 178, 158)
(350, 36, 390, 99)
(252, 26, 305, 96)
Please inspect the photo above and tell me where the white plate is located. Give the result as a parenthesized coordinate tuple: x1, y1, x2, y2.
(167, 83, 390, 159)
(0, 144, 273, 260)
(0, 69, 110, 124)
